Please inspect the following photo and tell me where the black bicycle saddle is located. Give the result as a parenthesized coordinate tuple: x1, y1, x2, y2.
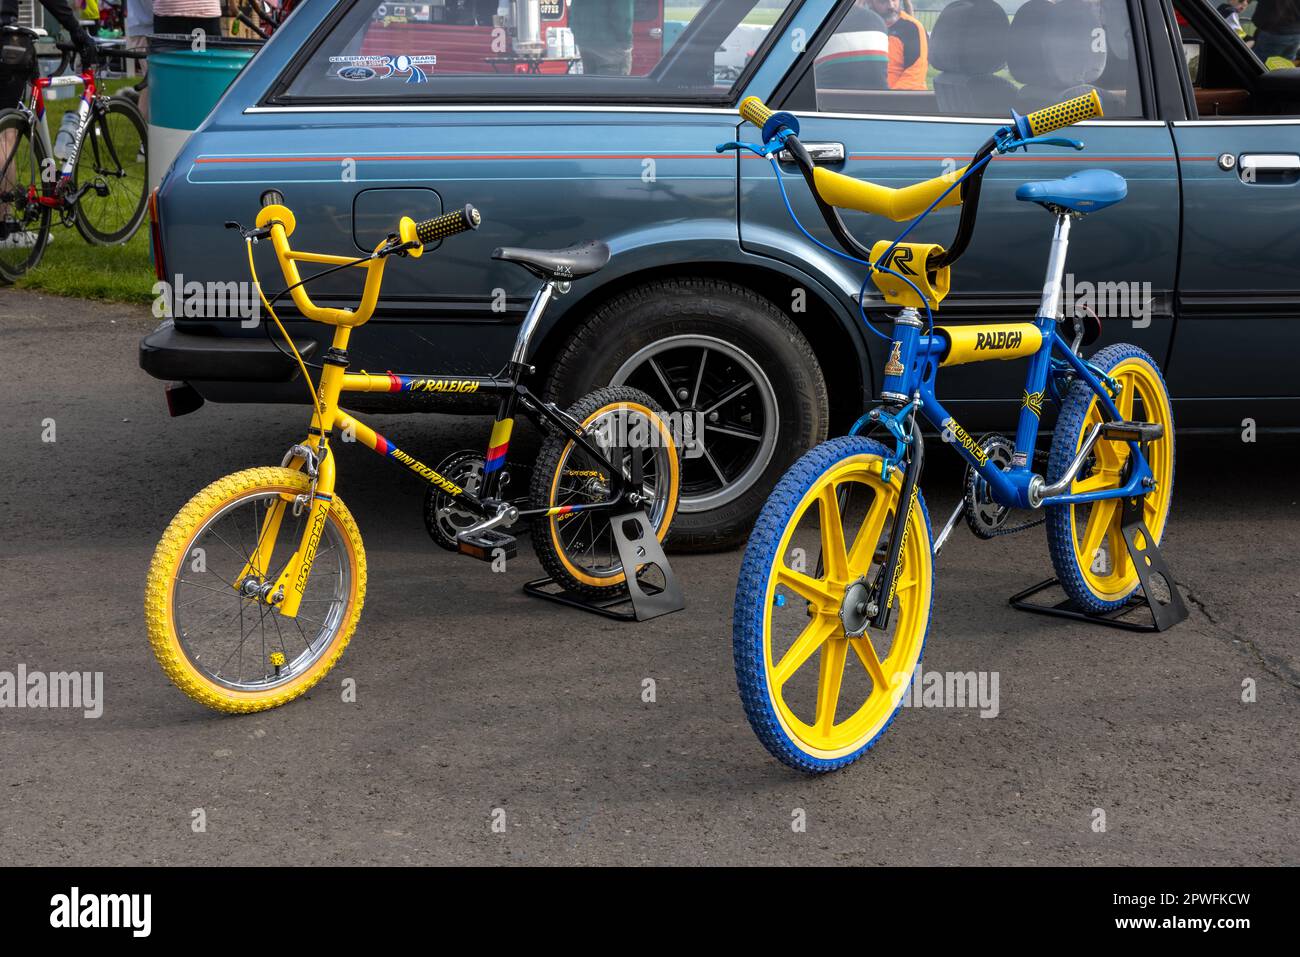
(491, 241, 610, 282)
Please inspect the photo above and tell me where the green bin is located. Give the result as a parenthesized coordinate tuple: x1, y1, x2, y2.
(148, 35, 261, 191)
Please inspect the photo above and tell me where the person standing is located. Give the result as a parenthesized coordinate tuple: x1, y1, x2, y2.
(868, 0, 928, 90)
(1252, 0, 1300, 61)
(125, 0, 151, 118)
(569, 0, 634, 76)
(153, 0, 221, 39)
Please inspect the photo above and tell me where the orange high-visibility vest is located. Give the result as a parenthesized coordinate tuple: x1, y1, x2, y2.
(887, 11, 928, 91)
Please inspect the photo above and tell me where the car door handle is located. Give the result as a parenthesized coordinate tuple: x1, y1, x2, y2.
(777, 142, 846, 165)
(1237, 153, 1300, 183)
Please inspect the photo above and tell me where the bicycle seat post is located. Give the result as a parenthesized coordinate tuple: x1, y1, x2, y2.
(507, 280, 559, 374)
(1035, 211, 1074, 327)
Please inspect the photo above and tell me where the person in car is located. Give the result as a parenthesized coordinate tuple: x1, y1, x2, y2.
(1252, 0, 1300, 60)
(814, 0, 890, 90)
(570, 0, 635, 75)
(868, 0, 928, 89)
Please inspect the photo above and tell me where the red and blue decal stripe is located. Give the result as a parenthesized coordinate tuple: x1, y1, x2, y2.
(484, 418, 513, 474)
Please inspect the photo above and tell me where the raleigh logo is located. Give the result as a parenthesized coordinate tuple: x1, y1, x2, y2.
(878, 246, 917, 276)
(50, 887, 151, 937)
(884, 341, 905, 377)
(407, 378, 479, 394)
(974, 329, 1023, 351)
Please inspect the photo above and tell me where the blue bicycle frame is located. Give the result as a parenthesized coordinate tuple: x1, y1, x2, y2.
(874, 211, 1154, 511)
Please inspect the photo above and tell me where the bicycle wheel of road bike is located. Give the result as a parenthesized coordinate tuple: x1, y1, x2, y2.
(145, 467, 367, 714)
(1046, 343, 1175, 613)
(73, 97, 147, 246)
(0, 109, 51, 283)
(530, 386, 681, 598)
(733, 436, 934, 773)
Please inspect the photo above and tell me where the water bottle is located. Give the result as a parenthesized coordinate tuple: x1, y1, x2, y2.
(53, 110, 79, 161)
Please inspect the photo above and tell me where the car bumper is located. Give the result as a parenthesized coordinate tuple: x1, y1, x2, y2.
(139, 320, 319, 385)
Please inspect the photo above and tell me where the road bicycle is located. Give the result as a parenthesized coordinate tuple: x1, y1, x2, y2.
(0, 28, 147, 283)
(720, 93, 1178, 773)
(145, 191, 681, 713)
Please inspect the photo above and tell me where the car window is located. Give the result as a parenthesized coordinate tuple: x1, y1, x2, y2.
(1178, 0, 1300, 117)
(278, 0, 795, 102)
(811, 0, 1143, 118)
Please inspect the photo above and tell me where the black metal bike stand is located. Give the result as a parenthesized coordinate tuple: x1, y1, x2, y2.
(1010, 494, 1188, 633)
(523, 508, 685, 622)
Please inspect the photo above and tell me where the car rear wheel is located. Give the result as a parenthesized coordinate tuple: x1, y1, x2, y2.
(545, 278, 828, 552)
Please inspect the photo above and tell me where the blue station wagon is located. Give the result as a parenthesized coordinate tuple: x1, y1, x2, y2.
(141, 0, 1300, 548)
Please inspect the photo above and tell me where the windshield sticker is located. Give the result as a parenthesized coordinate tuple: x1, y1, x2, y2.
(330, 54, 436, 84)
(337, 65, 377, 81)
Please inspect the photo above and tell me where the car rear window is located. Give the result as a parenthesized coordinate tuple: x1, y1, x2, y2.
(275, 0, 797, 103)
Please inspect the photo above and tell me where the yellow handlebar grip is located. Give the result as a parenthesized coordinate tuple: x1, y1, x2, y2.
(413, 204, 481, 246)
(1024, 90, 1103, 136)
(739, 96, 774, 128)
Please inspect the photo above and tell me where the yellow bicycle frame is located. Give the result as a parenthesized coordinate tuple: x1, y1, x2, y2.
(240, 203, 419, 618)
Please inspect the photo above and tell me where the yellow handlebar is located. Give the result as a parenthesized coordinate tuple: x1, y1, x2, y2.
(255, 203, 389, 327)
(813, 166, 968, 222)
(251, 202, 480, 328)
(1022, 89, 1103, 136)
(739, 95, 775, 129)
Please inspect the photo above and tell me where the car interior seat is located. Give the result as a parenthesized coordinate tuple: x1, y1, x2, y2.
(931, 0, 1017, 116)
(1008, 0, 1108, 113)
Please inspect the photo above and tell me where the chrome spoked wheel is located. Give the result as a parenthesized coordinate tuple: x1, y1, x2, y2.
(171, 490, 352, 693)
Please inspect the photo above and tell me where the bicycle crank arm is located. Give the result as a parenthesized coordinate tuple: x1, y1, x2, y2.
(870, 418, 925, 632)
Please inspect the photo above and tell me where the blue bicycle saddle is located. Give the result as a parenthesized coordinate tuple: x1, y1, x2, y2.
(1015, 169, 1128, 213)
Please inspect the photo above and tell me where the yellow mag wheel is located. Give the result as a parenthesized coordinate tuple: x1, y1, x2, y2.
(1046, 344, 1175, 613)
(145, 467, 366, 713)
(733, 436, 933, 773)
(530, 386, 680, 598)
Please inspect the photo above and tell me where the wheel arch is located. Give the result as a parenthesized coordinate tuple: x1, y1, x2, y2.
(531, 249, 872, 434)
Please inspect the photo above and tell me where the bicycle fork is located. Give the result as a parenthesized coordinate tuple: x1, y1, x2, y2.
(236, 357, 349, 619)
(869, 414, 924, 632)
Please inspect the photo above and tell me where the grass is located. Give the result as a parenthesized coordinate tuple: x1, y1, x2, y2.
(11, 76, 155, 305)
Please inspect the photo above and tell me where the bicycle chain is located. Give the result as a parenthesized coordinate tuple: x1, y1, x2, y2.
(964, 435, 1051, 539)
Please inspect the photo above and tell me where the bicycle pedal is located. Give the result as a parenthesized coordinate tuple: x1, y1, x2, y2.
(456, 529, 518, 563)
(1099, 420, 1163, 443)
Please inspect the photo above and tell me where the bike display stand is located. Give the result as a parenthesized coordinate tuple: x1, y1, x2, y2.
(1009, 495, 1188, 633)
(523, 508, 685, 622)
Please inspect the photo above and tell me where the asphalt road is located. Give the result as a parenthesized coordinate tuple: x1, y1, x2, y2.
(1, 288, 1296, 866)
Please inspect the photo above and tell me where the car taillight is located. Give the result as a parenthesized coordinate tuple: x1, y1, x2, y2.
(148, 188, 167, 282)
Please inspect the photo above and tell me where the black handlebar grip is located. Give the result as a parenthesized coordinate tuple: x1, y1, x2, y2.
(414, 205, 481, 245)
(260, 189, 285, 208)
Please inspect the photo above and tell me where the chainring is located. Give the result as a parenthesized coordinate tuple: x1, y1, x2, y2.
(963, 434, 1045, 539)
(423, 450, 492, 552)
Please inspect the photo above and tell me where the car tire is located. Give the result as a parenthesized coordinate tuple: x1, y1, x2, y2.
(544, 278, 828, 552)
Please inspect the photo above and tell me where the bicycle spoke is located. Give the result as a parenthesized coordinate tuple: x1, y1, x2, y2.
(814, 638, 849, 734)
(773, 616, 836, 687)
